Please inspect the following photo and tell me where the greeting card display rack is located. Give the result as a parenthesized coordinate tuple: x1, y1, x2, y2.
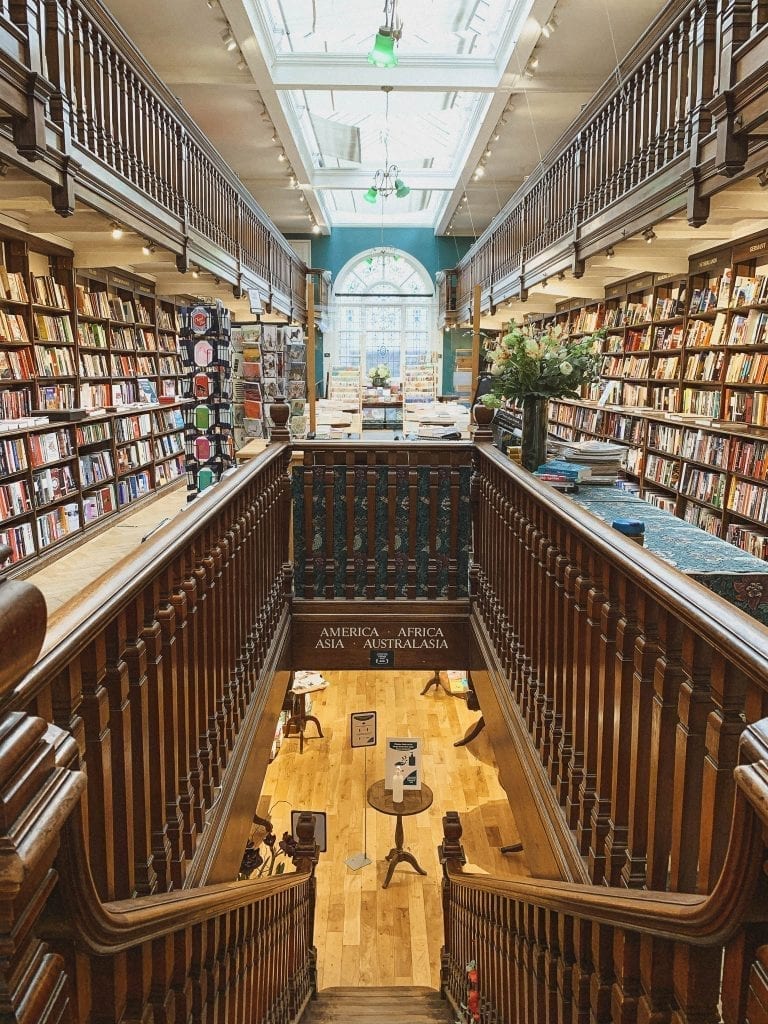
(231, 321, 306, 445)
(179, 301, 234, 501)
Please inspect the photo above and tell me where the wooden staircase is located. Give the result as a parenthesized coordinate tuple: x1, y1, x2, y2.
(300, 987, 455, 1023)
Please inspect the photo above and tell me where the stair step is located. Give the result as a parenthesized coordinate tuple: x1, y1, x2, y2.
(301, 986, 455, 1023)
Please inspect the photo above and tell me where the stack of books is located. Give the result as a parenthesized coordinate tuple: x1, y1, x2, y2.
(549, 439, 626, 484)
(534, 459, 591, 492)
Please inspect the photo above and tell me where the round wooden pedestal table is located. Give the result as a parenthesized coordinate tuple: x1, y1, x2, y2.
(366, 779, 433, 888)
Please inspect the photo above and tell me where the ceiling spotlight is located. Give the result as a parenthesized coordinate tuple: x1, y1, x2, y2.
(528, 55, 540, 69)
(485, 148, 492, 158)
(461, 194, 468, 203)
(141, 239, 156, 255)
(278, 151, 286, 162)
(236, 53, 247, 71)
(757, 168, 768, 188)
(541, 277, 548, 289)
(605, 246, 615, 259)
(312, 223, 321, 235)
(557, 270, 566, 281)
(191, 265, 200, 279)
(110, 223, 124, 240)
(493, 131, 500, 141)
(643, 227, 657, 244)
(541, 15, 558, 38)
(221, 26, 237, 51)
(205, 0, 216, 7)
(299, 193, 305, 202)
(474, 166, 485, 179)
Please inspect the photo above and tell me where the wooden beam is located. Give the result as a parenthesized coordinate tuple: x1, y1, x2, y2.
(471, 283, 482, 401)
(306, 273, 316, 433)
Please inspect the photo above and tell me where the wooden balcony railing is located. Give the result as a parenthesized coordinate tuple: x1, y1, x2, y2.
(471, 443, 768, 894)
(0, 0, 306, 309)
(292, 441, 473, 601)
(17, 444, 292, 900)
(439, 726, 768, 1024)
(454, 0, 768, 312)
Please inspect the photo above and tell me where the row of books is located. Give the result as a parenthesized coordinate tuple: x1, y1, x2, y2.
(80, 450, 114, 487)
(35, 313, 75, 345)
(83, 484, 115, 523)
(34, 344, 76, 377)
(115, 413, 152, 444)
(33, 464, 76, 507)
(111, 354, 155, 376)
(726, 523, 768, 559)
(79, 353, 110, 377)
(0, 521, 35, 562)
(28, 429, 74, 468)
(679, 465, 727, 507)
(0, 478, 30, 519)
(0, 268, 28, 304)
(727, 478, 768, 522)
(0, 348, 34, 380)
(0, 309, 28, 343)
(38, 502, 79, 548)
(116, 440, 153, 473)
(155, 455, 185, 485)
(117, 470, 152, 506)
(32, 275, 70, 310)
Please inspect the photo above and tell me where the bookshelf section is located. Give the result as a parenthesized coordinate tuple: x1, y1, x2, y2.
(524, 230, 768, 559)
(0, 402, 188, 570)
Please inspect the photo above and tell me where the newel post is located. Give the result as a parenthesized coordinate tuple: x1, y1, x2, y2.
(291, 812, 320, 996)
(0, 547, 86, 1022)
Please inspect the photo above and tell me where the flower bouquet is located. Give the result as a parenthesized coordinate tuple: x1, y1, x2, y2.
(483, 323, 602, 470)
(368, 363, 391, 387)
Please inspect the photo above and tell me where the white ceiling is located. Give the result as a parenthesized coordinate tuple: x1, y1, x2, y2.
(101, 0, 668, 237)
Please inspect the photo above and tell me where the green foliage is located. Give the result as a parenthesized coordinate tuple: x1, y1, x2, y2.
(368, 363, 391, 382)
(487, 323, 602, 402)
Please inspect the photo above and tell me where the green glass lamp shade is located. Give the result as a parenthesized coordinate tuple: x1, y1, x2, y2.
(363, 186, 379, 204)
(395, 178, 410, 198)
(367, 29, 398, 68)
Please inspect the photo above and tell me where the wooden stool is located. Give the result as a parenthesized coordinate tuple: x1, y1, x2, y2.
(283, 688, 323, 754)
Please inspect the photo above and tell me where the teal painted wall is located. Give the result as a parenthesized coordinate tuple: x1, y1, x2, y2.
(289, 229, 474, 398)
(288, 229, 473, 283)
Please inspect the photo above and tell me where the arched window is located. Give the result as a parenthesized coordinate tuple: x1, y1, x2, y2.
(331, 248, 436, 381)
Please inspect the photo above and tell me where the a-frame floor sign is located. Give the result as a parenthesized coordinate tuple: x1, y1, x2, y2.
(345, 711, 377, 871)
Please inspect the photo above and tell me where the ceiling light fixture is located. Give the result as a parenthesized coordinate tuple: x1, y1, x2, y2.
(221, 26, 237, 51)
(643, 227, 657, 244)
(110, 223, 124, 240)
(277, 151, 286, 162)
(605, 246, 615, 259)
(757, 168, 768, 188)
(236, 53, 247, 71)
(368, 0, 402, 68)
(473, 165, 485, 179)
(541, 15, 558, 38)
(141, 239, 156, 255)
(191, 265, 200, 279)
(312, 223, 321, 235)
(493, 130, 500, 141)
(557, 270, 566, 281)
(362, 87, 410, 202)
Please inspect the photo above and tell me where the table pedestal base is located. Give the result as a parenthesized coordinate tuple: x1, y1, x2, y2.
(382, 812, 427, 888)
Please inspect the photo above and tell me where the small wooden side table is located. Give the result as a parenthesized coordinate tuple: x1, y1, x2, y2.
(366, 779, 433, 888)
(283, 687, 324, 753)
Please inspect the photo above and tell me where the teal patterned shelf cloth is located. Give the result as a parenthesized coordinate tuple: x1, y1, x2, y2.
(571, 485, 768, 624)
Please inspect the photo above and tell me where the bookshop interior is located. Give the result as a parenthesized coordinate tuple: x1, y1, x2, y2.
(3, 1, 768, 1023)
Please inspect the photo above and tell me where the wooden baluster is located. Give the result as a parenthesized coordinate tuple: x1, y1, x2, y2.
(557, 546, 580, 809)
(174, 547, 197, 873)
(323, 452, 335, 599)
(637, 935, 674, 1023)
(407, 465, 418, 598)
(590, 923, 614, 1024)
(302, 453, 315, 598)
(447, 463, 460, 599)
(345, 454, 356, 599)
(575, 551, 606, 858)
(427, 463, 438, 599)
(697, 653, 749, 891)
(572, 919, 593, 1024)
(646, 611, 685, 890)
(668, 633, 714, 893)
(386, 453, 398, 599)
(547, 532, 569, 787)
(611, 929, 640, 1024)
(565, 553, 591, 832)
(364, 457, 377, 599)
(122, 589, 158, 896)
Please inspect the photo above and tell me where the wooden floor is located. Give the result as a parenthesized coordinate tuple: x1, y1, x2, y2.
(257, 670, 529, 991)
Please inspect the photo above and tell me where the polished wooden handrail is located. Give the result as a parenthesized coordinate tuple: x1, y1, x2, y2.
(471, 439, 768, 907)
(0, 0, 307, 302)
(438, 714, 768, 1023)
(453, 0, 768, 314)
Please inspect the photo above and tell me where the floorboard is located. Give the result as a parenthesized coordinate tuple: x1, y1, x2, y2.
(257, 669, 530, 990)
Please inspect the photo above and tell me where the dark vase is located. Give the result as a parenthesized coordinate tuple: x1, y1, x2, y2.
(520, 395, 548, 472)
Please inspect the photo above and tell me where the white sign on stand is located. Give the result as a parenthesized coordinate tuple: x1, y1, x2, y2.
(350, 711, 377, 748)
(385, 737, 421, 791)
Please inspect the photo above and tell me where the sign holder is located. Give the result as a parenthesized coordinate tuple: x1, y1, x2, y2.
(346, 711, 377, 871)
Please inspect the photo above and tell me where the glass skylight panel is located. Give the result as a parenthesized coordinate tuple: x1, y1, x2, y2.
(260, 0, 515, 58)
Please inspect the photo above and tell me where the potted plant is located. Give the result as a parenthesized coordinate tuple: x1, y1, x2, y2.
(368, 364, 391, 388)
(485, 323, 602, 471)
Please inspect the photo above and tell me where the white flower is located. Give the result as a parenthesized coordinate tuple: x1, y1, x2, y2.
(559, 361, 573, 375)
(490, 363, 504, 376)
(524, 339, 539, 357)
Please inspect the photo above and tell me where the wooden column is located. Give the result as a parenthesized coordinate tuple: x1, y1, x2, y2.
(471, 283, 482, 401)
(306, 273, 317, 434)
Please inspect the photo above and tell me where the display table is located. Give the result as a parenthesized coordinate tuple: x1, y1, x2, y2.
(571, 485, 768, 624)
(366, 779, 433, 888)
(361, 398, 402, 430)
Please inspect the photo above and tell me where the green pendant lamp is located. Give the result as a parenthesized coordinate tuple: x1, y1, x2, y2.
(368, 26, 398, 68)
(394, 178, 410, 198)
(363, 186, 379, 204)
